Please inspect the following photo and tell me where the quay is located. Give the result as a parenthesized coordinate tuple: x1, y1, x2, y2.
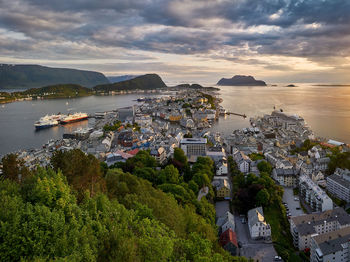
(226, 112, 247, 118)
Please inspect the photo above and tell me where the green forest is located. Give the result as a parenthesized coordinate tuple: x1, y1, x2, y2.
(0, 149, 250, 261)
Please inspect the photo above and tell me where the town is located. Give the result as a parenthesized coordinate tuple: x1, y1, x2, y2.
(2, 88, 350, 262)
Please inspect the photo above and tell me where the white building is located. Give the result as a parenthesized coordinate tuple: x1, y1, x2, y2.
(299, 174, 333, 212)
(247, 207, 271, 240)
(216, 162, 228, 176)
(327, 168, 350, 203)
(216, 211, 235, 234)
(290, 208, 350, 251)
(233, 150, 251, 173)
(311, 226, 350, 262)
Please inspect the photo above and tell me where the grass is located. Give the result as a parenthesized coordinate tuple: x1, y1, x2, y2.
(264, 201, 304, 262)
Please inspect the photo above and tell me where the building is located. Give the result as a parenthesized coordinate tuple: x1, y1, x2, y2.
(219, 229, 238, 256)
(299, 174, 333, 212)
(212, 178, 231, 199)
(272, 167, 297, 187)
(310, 226, 350, 262)
(290, 208, 350, 251)
(216, 162, 228, 176)
(247, 207, 271, 240)
(216, 211, 235, 234)
(180, 138, 207, 158)
(134, 114, 152, 127)
(327, 168, 350, 203)
(233, 150, 251, 173)
(118, 106, 134, 122)
(150, 147, 167, 164)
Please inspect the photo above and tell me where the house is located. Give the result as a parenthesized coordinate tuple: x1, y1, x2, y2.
(219, 229, 238, 256)
(216, 162, 228, 176)
(247, 207, 271, 240)
(216, 211, 235, 234)
(290, 208, 350, 251)
(233, 150, 251, 173)
(150, 146, 167, 164)
(272, 167, 297, 187)
(212, 178, 231, 199)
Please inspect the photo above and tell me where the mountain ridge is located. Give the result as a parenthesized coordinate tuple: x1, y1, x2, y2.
(0, 64, 110, 89)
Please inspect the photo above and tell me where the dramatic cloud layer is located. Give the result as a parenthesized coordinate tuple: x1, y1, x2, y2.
(0, 0, 350, 83)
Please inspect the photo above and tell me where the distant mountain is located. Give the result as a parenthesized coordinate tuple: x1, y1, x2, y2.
(0, 64, 110, 89)
(217, 75, 267, 86)
(94, 74, 166, 92)
(107, 75, 139, 83)
(175, 83, 220, 91)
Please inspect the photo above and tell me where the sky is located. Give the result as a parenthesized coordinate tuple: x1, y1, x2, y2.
(1, 0, 350, 85)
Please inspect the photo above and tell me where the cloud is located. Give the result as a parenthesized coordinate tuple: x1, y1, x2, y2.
(0, 0, 349, 82)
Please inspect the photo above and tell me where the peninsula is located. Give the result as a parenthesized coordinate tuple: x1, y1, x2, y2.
(217, 75, 267, 86)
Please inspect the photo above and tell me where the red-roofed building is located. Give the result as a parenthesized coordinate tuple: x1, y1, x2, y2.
(127, 148, 140, 156)
(219, 228, 238, 256)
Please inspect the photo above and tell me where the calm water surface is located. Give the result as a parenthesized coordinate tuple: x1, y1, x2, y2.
(212, 84, 350, 143)
(1, 84, 350, 156)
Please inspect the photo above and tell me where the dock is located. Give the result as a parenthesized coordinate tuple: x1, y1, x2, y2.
(226, 112, 247, 118)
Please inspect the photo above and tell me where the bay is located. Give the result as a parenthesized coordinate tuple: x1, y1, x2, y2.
(0, 84, 350, 157)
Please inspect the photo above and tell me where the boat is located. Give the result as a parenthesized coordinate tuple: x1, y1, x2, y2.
(60, 112, 88, 124)
(34, 118, 59, 129)
(34, 114, 65, 129)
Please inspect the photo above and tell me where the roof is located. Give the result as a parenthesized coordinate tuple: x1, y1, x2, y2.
(313, 226, 350, 256)
(327, 173, 350, 189)
(180, 138, 207, 144)
(248, 206, 267, 228)
(291, 208, 350, 236)
(219, 228, 238, 247)
(216, 211, 235, 227)
(126, 148, 140, 155)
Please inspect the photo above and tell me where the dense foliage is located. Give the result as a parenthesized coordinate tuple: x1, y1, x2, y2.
(0, 149, 251, 261)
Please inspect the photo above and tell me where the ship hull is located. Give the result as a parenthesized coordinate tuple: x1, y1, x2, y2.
(35, 124, 57, 129)
(60, 116, 88, 124)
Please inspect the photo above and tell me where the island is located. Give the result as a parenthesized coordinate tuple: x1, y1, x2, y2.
(286, 84, 297, 87)
(217, 75, 267, 86)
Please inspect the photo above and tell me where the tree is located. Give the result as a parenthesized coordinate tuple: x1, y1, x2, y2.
(257, 160, 273, 174)
(1, 153, 30, 182)
(256, 188, 270, 206)
(173, 148, 188, 166)
(158, 165, 180, 184)
(51, 149, 105, 200)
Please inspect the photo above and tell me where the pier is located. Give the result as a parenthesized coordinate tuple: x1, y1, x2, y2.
(226, 112, 247, 118)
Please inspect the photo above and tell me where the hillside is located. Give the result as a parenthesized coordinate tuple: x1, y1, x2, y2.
(16, 84, 93, 98)
(107, 75, 139, 83)
(217, 75, 266, 86)
(0, 64, 109, 89)
(94, 74, 166, 92)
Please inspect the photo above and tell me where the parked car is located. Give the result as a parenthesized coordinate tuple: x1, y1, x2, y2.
(274, 256, 282, 261)
(294, 197, 299, 201)
(296, 207, 301, 210)
(241, 218, 247, 224)
(238, 241, 242, 248)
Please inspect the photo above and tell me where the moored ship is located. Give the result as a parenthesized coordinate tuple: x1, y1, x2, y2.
(60, 112, 88, 124)
(34, 114, 65, 129)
